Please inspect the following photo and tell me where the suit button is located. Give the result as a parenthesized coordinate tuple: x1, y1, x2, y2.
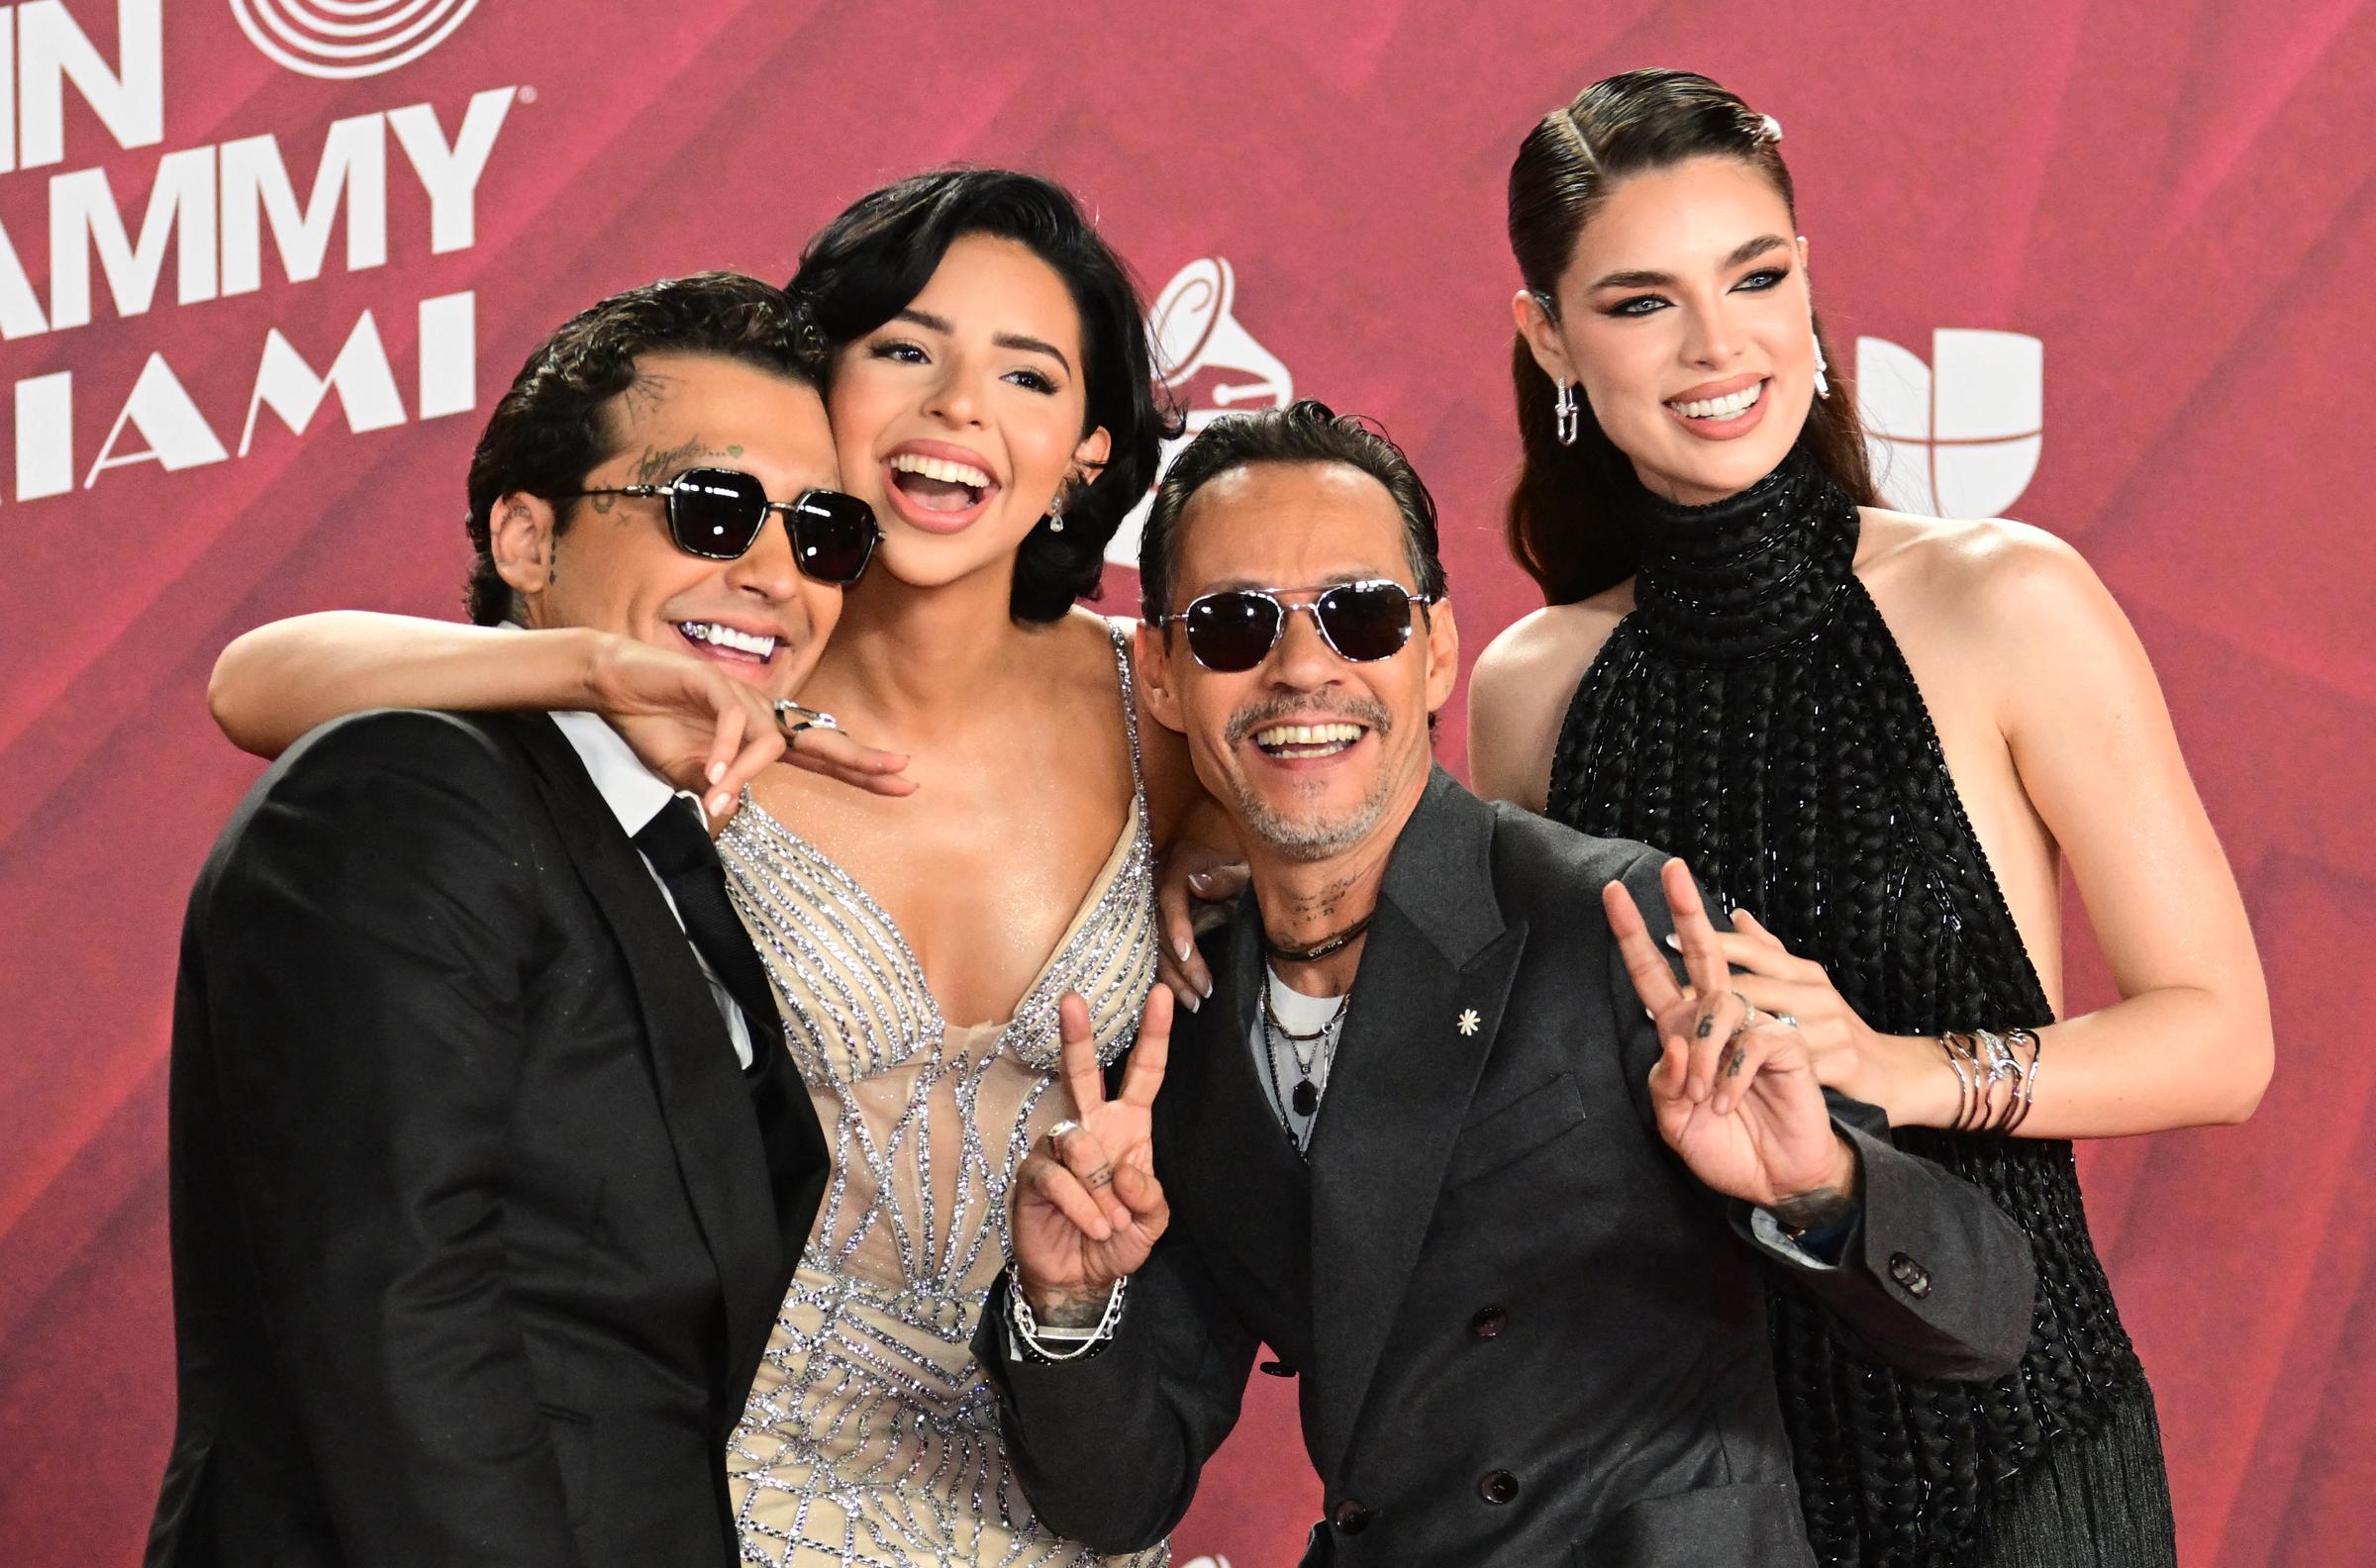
(1479, 1470, 1520, 1505)
(1334, 1499, 1372, 1533)
(1889, 1251, 1932, 1299)
(1470, 1305, 1508, 1339)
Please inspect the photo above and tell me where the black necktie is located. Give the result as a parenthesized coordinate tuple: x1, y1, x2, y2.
(632, 795, 817, 1248)
(631, 795, 781, 1052)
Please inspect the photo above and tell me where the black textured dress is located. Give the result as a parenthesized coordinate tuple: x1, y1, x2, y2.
(1543, 449, 2176, 1567)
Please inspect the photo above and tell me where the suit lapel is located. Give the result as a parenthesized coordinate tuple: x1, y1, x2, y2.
(505, 716, 786, 1399)
(1304, 770, 1530, 1476)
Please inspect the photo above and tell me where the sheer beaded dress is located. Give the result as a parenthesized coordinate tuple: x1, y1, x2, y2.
(719, 624, 1165, 1568)
(1544, 450, 2175, 1567)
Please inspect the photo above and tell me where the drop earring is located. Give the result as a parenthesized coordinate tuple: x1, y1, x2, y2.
(1046, 490, 1066, 534)
(1812, 327, 1832, 401)
(1554, 380, 1580, 446)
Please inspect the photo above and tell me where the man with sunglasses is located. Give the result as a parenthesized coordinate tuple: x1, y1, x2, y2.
(148, 273, 875, 1568)
(974, 401, 2035, 1567)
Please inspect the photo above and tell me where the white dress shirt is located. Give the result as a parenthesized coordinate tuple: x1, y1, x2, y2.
(546, 709, 755, 1069)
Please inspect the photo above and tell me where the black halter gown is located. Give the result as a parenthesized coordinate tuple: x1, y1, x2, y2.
(1544, 448, 2176, 1567)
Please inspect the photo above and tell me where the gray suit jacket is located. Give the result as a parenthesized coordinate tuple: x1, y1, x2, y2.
(978, 769, 2033, 1567)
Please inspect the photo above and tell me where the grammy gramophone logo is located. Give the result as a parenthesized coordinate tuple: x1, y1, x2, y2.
(1107, 256, 1296, 567)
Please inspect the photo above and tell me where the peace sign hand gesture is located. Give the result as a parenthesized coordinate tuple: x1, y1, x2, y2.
(1012, 987, 1174, 1323)
(1606, 859, 1857, 1214)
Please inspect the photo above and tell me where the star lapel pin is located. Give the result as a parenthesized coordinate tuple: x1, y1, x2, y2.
(1456, 1008, 1481, 1037)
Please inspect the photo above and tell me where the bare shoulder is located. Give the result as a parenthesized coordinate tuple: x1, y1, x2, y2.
(1859, 508, 2144, 738)
(1471, 589, 1632, 696)
(1468, 587, 1633, 813)
(1860, 508, 2120, 635)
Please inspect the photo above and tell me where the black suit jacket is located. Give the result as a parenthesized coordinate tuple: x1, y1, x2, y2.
(978, 769, 2033, 1568)
(146, 710, 828, 1568)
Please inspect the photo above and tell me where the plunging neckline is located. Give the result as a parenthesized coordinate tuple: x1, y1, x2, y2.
(730, 790, 1142, 1032)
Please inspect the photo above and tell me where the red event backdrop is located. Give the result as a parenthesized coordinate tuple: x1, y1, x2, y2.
(2, 2, 2371, 1562)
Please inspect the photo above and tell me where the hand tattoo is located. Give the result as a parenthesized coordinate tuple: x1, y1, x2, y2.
(1770, 1185, 1858, 1234)
(1033, 1291, 1110, 1329)
(1724, 1046, 1747, 1078)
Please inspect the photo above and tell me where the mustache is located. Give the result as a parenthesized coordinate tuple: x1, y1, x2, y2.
(1224, 692, 1393, 748)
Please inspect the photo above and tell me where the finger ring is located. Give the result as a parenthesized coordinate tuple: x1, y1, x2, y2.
(1083, 1164, 1115, 1190)
(1732, 990, 1762, 1030)
(773, 699, 841, 738)
(1770, 1012, 1801, 1030)
(1045, 1120, 1081, 1152)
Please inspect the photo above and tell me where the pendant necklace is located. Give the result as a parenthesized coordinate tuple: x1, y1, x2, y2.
(1262, 978, 1348, 1131)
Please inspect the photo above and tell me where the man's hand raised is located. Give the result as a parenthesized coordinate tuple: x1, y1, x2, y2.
(1606, 858, 1858, 1215)
(1011, 988, 1173, 1324)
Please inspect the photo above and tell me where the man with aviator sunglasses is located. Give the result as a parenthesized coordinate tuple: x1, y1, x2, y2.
(148, 274, 859, 1568)
(975, 402, 2035, 1567)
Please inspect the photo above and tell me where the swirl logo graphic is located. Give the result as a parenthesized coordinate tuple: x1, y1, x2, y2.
(229, 0, 483, 80)
(1857, 331, 2044, 519)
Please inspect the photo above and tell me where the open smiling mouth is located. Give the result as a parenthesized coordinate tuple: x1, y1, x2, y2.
(676, 620, 777, 662)
(1667, 379, 1765, 421)
(888, 451, 995, 514)
(1253, 722, 1368, 760)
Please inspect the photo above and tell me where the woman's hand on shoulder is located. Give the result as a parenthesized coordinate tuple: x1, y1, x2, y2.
(1467, 600, 1623, 814)
(582, 637, 914, 817)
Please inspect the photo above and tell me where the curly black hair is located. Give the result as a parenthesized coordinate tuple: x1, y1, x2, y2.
(790, 168, 1181, 624)
(461, 270, 823, 626)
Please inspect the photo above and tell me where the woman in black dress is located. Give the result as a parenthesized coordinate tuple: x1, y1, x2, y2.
(1467, 70, 2271, 1566)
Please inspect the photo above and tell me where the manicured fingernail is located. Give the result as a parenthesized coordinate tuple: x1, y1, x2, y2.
(1664, 933, 1681, 949)
(1182, 992, 1201, 1013)
(708, 792, 732, 818)
(707, 760, 727, 784)
(1199, 975, 1214, 999)
(1174, 935, 1194, 962)
(1189, 871, 1214, 893)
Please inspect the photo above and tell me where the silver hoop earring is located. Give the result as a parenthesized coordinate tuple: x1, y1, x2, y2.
(1812, 329, 1832, 401)
(1554, 380, 1580, 447)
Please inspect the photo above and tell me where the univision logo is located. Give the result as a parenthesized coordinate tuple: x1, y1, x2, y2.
(230, 0, 482, 80)
(1856, 330, 2042, 519)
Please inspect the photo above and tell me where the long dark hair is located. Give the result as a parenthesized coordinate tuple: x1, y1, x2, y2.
(1506, 69, 1878, 603)
(789, 168, 1181, 624)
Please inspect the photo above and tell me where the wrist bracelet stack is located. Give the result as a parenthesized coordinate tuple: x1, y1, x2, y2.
(1009, 1275, 1128, 1363)
(1936, 1027, 2044, 1135)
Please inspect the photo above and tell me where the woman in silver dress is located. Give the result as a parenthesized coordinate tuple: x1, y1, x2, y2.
(208, 171, 1201, 1567)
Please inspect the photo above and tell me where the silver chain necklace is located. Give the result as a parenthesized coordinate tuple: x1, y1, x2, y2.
(1260, 977, 1348, 1146)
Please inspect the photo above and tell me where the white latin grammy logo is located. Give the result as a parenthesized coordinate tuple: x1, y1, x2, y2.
(1856, 330, 2044, 519)
(1107, 257, 1296, 567)
(230, 0, 483, 80)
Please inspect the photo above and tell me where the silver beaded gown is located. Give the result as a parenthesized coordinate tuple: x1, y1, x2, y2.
(718, 624, 1167, 1568)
